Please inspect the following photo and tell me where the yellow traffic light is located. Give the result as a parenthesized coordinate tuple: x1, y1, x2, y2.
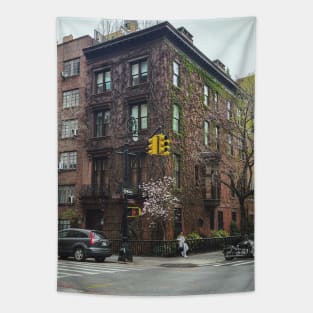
(148, 135, 158, 155)
(127, 207, 141, 218)
(158, 134, 171, 156)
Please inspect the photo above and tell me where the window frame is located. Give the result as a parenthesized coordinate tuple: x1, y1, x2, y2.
(173, 61, 180, 87)
(59, 151, 77, 170)
(94, 110, 110, 137)
(204, 85, 209, 106)
(131, 59, 148, 86)
(63, 58, 80, 77)
(61, 119, 78, 139)
(204, 120, 210, 146)
(172, 104, 181, 133)
(214, 124, 220, 151)
(95, 69, 111, 94)
(130, 103, 148, 131)
(218, 211, 224, 230)
(58, 185, 75, 205)
(62, 89, 79, 109)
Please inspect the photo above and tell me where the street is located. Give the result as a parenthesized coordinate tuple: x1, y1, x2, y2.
(57, 252, 254, 295)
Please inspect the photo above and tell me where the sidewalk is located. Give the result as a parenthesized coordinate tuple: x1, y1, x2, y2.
(106, 251, 225, 267)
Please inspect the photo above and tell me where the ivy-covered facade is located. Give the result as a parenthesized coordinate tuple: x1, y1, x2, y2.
(58, 21, 254, 240)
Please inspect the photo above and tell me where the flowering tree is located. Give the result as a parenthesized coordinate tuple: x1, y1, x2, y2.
(141, 176, 179, 240)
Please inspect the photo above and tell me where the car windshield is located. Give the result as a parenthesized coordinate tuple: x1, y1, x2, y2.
(93, 231, 107, 239)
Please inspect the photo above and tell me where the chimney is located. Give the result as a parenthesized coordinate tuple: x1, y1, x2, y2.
(177, 26, 193, 44)
(213, 59, 226, 72)
(63, 34, 73, 43)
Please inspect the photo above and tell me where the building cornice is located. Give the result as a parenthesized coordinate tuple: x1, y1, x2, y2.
(83, 21, 239, 93)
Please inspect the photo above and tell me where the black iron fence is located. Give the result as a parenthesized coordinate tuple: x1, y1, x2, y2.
(110, 236, 242, 257)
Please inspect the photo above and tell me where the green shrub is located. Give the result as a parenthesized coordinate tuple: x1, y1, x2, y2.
(186, 232, 202, 239)
(210, 229, 229, 238)
(230, 221, 240, 236)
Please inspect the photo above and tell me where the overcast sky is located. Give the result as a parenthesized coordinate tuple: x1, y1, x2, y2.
(56, 17, 255, 79)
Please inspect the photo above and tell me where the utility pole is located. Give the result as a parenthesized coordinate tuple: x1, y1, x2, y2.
(117, 117, 137, 262)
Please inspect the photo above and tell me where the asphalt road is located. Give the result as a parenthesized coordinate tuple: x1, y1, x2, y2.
(57, 257, 254, 295)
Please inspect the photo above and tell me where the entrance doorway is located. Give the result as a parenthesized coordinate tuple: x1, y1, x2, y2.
(85, 209, 103, 230)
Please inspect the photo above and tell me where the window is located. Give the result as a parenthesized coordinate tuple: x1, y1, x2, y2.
(232, 212, 237, 222)
(131, 59, 148, 86)
(61, 119, 78, 138)
(63, 58, 80, 77)
(173, 61, 180, 87)
(130, 103, 147, 131)
(218, 211, 224, 230)
(59, 151, 77, 169)
(204, 85, 209, 106)
(204, 121, 210, 146)
(210, 209, 215, 230)
(93, 158, 110, 195)
(173, 104, 180, 133)
(174, 208, 182, 237)
(227, 101, 232, 120)
(214, 125, 220, 151)
(130, 155, 146, 188)
(211, 168, 220, 199)
(214, 92, 218, 112)
(228, 133, 234, 156)
(173, 154, 181, 188)
(63, 89, 79, 108)
(95, 110, 110, 137)
(195, 165, 200, 186)
(96, 70, 111, 94)
(58, 185, 75, 204)
(58, 219, 71, 231)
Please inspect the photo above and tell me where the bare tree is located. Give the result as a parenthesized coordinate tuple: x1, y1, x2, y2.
(219, 74, 255, 235)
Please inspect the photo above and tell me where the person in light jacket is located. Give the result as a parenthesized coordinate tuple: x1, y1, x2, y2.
(177, 232, 188, 258)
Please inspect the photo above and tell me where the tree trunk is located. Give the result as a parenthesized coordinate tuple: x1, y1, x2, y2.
(239, 198, 248, 235)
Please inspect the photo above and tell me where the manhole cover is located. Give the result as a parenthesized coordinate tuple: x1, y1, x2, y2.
(160, 263, 198, 268)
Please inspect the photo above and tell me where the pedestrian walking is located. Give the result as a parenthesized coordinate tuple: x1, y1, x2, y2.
(177, 232, 189, 258)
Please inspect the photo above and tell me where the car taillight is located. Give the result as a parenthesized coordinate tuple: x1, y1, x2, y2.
(89, 231, 95, 245)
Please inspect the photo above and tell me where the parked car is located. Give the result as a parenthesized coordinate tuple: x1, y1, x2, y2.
(58, 228, 112, 262)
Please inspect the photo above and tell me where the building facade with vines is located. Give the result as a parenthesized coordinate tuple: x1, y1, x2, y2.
(58, 21, 254, 240)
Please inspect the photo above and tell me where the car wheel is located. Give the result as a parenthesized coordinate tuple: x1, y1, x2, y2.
(74, 247, 86, 262)
(95, 257, 105, 262)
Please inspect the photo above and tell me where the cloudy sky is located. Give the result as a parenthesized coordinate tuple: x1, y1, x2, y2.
(57, 17, 255, 79)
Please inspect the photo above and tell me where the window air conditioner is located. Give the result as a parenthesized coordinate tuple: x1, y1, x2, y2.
(61, 71, 68, 78)
(72, 129, 78, 137)
(68, 195, 75, 204)
(58, 162, 64, 170)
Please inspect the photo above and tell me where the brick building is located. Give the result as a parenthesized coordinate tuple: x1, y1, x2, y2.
(57, 21, 254, 239)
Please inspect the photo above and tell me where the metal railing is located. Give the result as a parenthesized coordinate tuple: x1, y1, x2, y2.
(110, 236, 242, 257)
(79, 184, 110, 198)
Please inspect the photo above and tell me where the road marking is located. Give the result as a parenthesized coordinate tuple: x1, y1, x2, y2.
(231, 261, 254, 266)
(57, 260, 147, 279)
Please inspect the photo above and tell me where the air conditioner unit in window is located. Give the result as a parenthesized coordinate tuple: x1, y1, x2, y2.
(68, 195, 75, 205)
(61, 71, 69, 78)
(58, 162, 64, 170)
(72, 129, 78, 137)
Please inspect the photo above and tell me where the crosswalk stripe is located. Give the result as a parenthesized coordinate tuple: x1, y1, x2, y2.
(58, 268, 105, 275)
(58, 265, 128, 273)
(231, 261, 254, 266)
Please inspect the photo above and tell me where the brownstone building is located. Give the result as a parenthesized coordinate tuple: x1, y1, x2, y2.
(57, 21, 254, 240)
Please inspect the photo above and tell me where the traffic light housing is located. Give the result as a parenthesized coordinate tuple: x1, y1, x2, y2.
(148, 135, 158, 155)
(158, 134, 171, 156)
(127, 207, 141, 218)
